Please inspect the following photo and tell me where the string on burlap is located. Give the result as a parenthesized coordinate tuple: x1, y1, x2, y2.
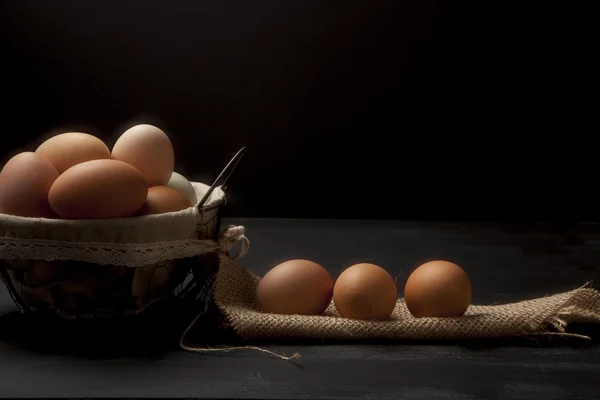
(180, 234, 600, 361)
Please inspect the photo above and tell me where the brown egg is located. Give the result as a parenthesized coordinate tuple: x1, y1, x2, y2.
(56, 279, 97, 310)
(8, 269, 55, 306)
(137, 186, 192, 215)
(333, 263, 398, 320)
(256, 259, 334, 315)
(35, 132, 111, 174)
(0, 152, 59, 218)
(23, 260, 58, 287)
(8, 259, 31, 271)
(404, 260, 472, 318)
(111, 124, 174, 186)
(48, 159, 148, 219)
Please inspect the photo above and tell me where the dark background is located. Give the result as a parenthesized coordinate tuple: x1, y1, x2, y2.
(0, 1, 594, 221)
(1, 5, 599, 398)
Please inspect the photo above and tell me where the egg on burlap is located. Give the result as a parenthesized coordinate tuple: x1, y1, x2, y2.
(333, 263, 398, 320)
(256, 259, 334, 316)
(404, 260, 472, 318)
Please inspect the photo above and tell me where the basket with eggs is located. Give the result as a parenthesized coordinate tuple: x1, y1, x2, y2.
(0, 124, 247, 319)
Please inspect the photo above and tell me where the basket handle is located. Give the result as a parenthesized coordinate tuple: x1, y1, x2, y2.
(197, 146, 246, 209)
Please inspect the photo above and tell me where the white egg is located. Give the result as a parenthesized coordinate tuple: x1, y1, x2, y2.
(167, 171, 197, 205)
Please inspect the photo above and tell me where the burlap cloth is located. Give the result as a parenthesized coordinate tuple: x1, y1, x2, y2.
(210, 253, 600, 342)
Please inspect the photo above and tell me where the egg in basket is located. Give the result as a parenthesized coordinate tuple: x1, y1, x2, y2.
(0, 124, 246, 319)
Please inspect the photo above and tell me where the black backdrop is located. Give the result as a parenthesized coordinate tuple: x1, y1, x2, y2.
(0, 1, 595, 221)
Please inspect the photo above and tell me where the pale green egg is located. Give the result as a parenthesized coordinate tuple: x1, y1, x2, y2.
(167, 171, 197, 205)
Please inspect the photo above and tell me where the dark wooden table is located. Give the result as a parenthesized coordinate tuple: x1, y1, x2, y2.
(1, 218, 599, 399)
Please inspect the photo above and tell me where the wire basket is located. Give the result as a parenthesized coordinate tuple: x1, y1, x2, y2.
(0, 181, 227, 320)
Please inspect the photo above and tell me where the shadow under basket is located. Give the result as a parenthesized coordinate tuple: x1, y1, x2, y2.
(0, 182, 227, 320)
